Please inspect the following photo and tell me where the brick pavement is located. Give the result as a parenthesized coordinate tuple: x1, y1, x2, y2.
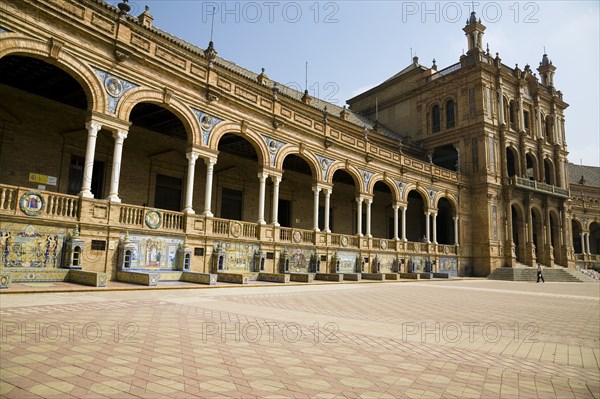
(1, 280, 599, 398)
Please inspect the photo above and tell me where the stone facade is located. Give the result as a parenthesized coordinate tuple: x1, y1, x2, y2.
(0, 0, 598, 284)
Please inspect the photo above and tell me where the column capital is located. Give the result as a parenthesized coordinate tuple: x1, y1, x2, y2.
(85, 121, 102, 135)
(312, 185, 322, 193)
(271, 175, 281, 185)
(365, 197, 373, 205)
(258, 172, 268, 181)
(204, 157, 217, 167)
(112, 130, 128, 141)
(186, 152, 199, 163)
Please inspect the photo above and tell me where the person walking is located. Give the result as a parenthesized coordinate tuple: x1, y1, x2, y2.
(537, 264, 545, 283)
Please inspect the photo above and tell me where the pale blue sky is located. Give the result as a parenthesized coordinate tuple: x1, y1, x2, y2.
(119, 1, 599, 167)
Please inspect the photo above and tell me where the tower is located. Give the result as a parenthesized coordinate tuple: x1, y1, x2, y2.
(463, 11, 486, 53)
(537, 53, 556, 87)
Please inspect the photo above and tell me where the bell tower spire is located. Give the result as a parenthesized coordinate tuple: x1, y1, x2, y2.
(462, 11, 486, 53)
(537, 52, 556, 87)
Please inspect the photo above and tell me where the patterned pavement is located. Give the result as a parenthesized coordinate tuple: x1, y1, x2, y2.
(1, 280, 599, 398)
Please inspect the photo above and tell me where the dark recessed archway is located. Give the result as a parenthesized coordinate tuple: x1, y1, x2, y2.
(0, 55, 87, 109)
(130, 103, 188, 140)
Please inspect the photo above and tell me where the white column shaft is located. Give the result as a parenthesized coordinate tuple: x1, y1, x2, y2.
(432, 212, 438, 244)
(365, 198, 372, 238)
(356, 198, 363, 236)
(271, 176, 280, 226)
(425, 212, 431, 243)
(323, 188, 331, 233)
(80, 121, 101, 198)
(107, 130, 128, 203)
(183, 153, 198, 214)
(257, 173, 267, 224)
(392, 204, 399, 240)
(401, 206, 407, 241)
(312, 186, 321, 231)
(203, 158, 216, 217)
(453, 216, 459, 246)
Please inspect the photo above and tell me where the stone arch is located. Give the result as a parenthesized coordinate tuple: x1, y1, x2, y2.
(543, 156, 555, 185)
(506, 144, 520, 177)
(525, 150, 538, 179)
(367, 174, 400, 202)
(401, 184, 430, 207)
(0, 34, 104, 113)
(274, 145, 321, 181)
(433, 193, 458, 214)
(207, 121, 270, 167)
(325, 162, 363, 190)
(115, 88, 199, 145)
(443, 97, 457, 128)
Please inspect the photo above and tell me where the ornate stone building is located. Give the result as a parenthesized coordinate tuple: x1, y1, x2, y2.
(0, 0, 598, 287)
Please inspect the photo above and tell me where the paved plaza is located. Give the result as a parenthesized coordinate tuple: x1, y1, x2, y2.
(1, 280, 599, 398)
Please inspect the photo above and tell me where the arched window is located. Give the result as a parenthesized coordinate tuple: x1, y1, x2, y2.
(432, 105, 440, 133)
(124, 250, 131, 268)
(509, 101, 517, 130)
(445, 100, 455, 128)
(545, 116, 553, 144)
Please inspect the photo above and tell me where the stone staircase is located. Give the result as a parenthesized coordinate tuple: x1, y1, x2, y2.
(488, 266, 598, 282)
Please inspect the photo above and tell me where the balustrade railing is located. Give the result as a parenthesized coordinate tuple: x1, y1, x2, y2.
(45, 193, 79, 219)
(119, 205, 144, 227)
(0, 184, 18, 211)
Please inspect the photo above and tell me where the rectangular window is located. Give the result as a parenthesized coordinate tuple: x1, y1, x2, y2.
(318, 205, 333, 231)
(486, 87, 492, 118)
(154, 174, 183, 211)
(469, 87, 476, 118)
(279, 199, 291, 227)
(220, 188, 243, 220)
(489, 137, 495, 173)
(67, 155, 104, 197)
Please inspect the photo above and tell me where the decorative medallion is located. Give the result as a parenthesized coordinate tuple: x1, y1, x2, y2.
(19, 191, 45, 216)
(104, 76, 123, 97)
(359, 169, 374, 191)
(230, 221, 242, 238)
(144, 209, 162, 229)
(93, 68, 138, 114)
(414, 242, 420, 252)
(316, 155, 334, 181)
(292, 230, 303, 244)
(444, 246, 450, 254)
(262, 135, 286, 166)
(193, 109, 223, 145)
(380, 240, 388, 250)
(340, 235, 349, 247)
(0, 274, 10, 289)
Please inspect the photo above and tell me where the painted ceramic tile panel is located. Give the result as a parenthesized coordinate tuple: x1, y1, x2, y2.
(215, 241, 260, 272)
(1, 223, 66, 268)
(119, 233, 183, 270)
(376, 253, 397, 273)
(337, 251, 359, 273)
(283, 247, 313, 273)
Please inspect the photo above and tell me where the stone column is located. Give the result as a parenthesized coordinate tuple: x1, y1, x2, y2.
(365, 197, 372, 238)
(536, 106, 543, 140)
(312, 185, 321, 231)
(271, 175, 281, 226)
(257, 172, 268, 224)
(79, 121, 101, 198)
(401, 205, 407, 241)
(453, 216, 459, 246)
(323, 187, 331, 233)
(183, 152, 198, 214)
(425, 211, 431, 243)
(356, 197, 364, 237)
(107, 130, 128, 203)
(392, 203, 399, 240)
(580, 233, 585, 255)
(518, 95, 525, 132)
(203, 158, 217, 217)
(432, 212, 438, 244)
(498, 83, 505, 126)
(585, 232, 591, 254)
